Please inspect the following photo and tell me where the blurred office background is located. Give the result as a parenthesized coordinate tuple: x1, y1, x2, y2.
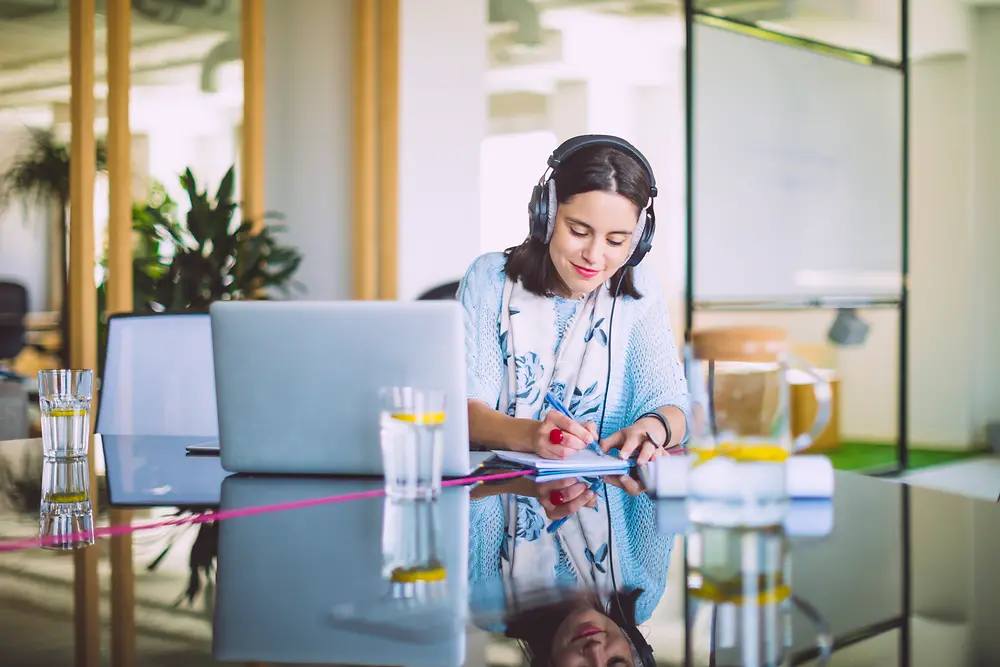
(0, 1, 998, 664)
(2, 0, 997, 468)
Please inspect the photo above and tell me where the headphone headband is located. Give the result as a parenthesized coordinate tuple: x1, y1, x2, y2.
(546, 134, 658, 198)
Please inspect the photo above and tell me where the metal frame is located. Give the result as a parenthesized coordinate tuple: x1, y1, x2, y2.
(682, 0, 910, 475)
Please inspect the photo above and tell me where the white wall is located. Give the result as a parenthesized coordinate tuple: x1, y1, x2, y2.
(909, 54, 976, 447)
(0, 124, 51, 312)
(396, 0, 487, 300)
(264, 0, 354, 301)
(969, 6, 1000, 443)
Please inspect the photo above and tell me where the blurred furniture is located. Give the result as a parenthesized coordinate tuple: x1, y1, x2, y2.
(0, 379, 29, 440)
(97, 312, 218, 444)
(416, 280, 460, 300)
(0, 281, 29, 379)
(0, 282, 61, 381)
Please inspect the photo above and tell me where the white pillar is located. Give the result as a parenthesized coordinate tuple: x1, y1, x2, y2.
(397, 0, 486, 300)
(264, 0, 354, 300)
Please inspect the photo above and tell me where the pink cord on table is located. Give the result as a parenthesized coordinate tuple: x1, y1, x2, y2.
(0, 469, 531, 553)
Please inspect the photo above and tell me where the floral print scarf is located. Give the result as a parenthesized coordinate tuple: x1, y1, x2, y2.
(497, 276, 614, 423)
(496, 276, 619, 594)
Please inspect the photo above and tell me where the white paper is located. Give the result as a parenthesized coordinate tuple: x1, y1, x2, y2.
(491, 448, 631, 472)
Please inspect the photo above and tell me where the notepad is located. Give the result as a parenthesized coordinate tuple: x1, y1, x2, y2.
(491, 449, 632, 472)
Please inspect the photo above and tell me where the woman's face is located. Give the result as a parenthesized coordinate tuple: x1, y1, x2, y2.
(547, 190, 640, 299)
(550, 606, 635, 667)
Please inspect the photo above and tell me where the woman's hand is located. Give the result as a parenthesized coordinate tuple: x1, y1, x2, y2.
(604, 473, 646, 497)
(599, 420, 666, 466)
(533, 410, 598, 459)
(536, 477, 598, 520)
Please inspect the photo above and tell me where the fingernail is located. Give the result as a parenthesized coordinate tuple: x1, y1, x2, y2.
(587, 490, 595, 499)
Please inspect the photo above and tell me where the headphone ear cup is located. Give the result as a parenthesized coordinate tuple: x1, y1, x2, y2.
(545, 179, 558, 242)
(626, 209, 654, 268)
(529, 184, 547, 242)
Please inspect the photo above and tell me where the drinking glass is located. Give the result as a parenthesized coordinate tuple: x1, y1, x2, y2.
(328, 496, 457, 643)
(38, 369, 94, 459)
(379, 387, 446, 500)
(39, 456, 95, 550)
(684, 328, 831, 527)
(381, 497, 447, 596)
(685, 524, 831, 666)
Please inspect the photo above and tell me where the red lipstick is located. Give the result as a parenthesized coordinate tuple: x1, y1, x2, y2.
(573, 624, 602, 641)
(572, 263, 599, 279)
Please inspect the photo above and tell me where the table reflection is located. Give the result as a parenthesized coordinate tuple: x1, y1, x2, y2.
(212, 475, 469, 666)
(468, 469, 671, 667)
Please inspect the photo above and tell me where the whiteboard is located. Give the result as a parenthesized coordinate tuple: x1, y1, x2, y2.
(692, 23, 903, 302)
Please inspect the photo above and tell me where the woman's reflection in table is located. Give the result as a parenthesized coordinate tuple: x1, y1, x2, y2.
(469, 470, 672, 667)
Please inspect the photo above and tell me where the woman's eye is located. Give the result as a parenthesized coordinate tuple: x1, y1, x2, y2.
(570, 228, 588, 238)
(607, 238, 625, 247)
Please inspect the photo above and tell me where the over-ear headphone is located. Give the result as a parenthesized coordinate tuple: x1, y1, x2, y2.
(528, 134, 658, 268)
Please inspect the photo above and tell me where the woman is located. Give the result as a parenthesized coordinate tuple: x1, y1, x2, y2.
(462, 134, 686, 626)
(459, 134, 689, 463)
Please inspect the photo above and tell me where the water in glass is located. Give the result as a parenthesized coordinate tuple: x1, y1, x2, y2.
(379, 387, 446, 500)
(39, 456, 95, 550)
(38, 369, 93, 459)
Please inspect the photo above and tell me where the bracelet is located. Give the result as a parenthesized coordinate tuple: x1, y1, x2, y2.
(636, 411, 671, 448)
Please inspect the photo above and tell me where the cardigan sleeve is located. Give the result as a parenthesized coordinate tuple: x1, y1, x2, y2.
(457, 253, 507, 409)
(622, 269, 691, 426)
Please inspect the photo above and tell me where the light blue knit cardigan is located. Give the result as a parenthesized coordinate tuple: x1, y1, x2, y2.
(458, 251, 689, 623)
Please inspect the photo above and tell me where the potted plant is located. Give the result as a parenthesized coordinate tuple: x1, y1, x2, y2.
(133, 165, 303, 311)
(0, 128, 107, 364)
(96, 167, 303, 370)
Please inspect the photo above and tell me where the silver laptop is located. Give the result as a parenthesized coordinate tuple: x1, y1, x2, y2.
(209, 300, 471, 475)
(213, 476, 469, 665)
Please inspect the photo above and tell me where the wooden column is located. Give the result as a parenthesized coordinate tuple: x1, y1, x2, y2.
(242, 0, 265, 231)
(376, 0, 399, 300)
(68, 1, 101, 666)
(353, 0, 398, 301)
(105, 1, 135, 666)
(353, 0, 378, 300)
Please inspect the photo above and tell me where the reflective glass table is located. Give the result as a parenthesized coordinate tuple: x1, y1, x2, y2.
(0, 435, 998, 666)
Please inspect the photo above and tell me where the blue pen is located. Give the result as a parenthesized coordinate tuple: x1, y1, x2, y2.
(544, 392, 603, 456)
(546, 477, 604, 533)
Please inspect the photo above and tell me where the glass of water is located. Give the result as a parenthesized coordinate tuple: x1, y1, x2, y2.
(38, 369, 94, 459)
(684, 328, 831, 528)
(39, 456, 95, 550)
(379, 387, 446, 500)
(381, 497, 446, 593)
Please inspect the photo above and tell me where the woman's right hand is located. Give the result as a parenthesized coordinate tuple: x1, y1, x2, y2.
(536, 477, 598, 520)
(533, 410, 598, 459)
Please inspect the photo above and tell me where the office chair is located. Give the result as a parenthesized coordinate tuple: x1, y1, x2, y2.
(416, 280, 461, 301)
(0, 281, 29, 381)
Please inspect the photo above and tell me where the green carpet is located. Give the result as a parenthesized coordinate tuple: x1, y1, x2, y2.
(825, 440, 984, 472)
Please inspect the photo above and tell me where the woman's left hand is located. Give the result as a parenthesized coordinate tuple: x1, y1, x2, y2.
(599, 422, 665, 466)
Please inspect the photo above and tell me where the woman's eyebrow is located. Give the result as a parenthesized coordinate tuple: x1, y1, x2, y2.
(565, 217, 633, 236)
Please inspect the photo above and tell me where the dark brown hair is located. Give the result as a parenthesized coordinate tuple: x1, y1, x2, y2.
(504, 143, 652, 299)
(504, 588, 644, 667)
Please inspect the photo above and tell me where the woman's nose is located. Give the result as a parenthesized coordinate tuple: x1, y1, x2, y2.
(582, 641, 605, 665)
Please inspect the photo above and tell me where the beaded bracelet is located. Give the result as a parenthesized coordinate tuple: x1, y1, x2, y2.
(636, 411, 671, 448)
